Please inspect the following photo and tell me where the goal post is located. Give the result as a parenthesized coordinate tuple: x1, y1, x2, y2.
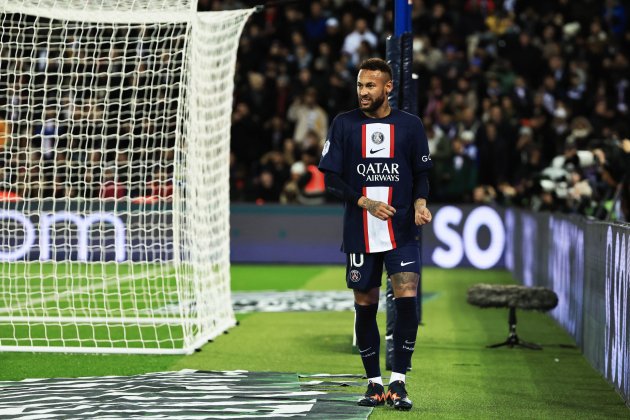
(0, 1, 254, 354)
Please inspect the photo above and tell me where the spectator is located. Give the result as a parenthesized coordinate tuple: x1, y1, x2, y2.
(147, 168, 173, 202)
(477, 122, 509, 188)
(435, 137, 477, 202)
(287, 87, 328, 146)
(263, 115, 291, 151)
(230, 151, 248, 202)
(99, 167, 126, 200)
(566, 116, 594, 150)
(341, 18, 378, 66)
(33, 109, 66, 197)
(424, 116, 450, 161)
(457, 106, 480, 142)
(295, 148, 325, 205)
(280, 161, 305, 204)
(473, 184, 498, 205)
(510, 76, 533, 117)
(514, 129, 544, 185)
(566, 165, 593, 214)
(0, 119, 8, 151)
(231, 102, 262, 169)
(281, 138, 299, 166)
(324, 17, 344, 58)
(304, 1, 328, 48)
(508, 32, 543, 86)
(251, 170, 282, 204)
(259, 150, 290, 193)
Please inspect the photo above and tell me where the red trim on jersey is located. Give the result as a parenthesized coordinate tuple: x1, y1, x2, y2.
(387, 186, 397, 248)
(362, 186, 370, 253)
(389, 124, 395, 158)
(361, 124, 366, 158)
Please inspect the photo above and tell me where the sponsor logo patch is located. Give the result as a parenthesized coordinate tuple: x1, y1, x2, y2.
(356, 162, 400, 182)
(322, 140, 330, 156)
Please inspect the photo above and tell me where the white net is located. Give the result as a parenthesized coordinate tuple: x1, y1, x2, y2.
(1, 0, 196, 12)
(0, 1, 254, 354)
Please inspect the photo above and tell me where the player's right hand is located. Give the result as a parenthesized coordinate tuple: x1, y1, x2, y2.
(369, 201, 396, 220)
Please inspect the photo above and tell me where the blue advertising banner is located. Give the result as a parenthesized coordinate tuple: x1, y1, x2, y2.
(0, 200, 173, 262)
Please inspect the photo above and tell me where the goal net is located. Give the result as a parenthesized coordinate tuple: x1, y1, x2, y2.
(0, 1, 254, 354)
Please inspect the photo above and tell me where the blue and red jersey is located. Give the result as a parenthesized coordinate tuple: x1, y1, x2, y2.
(319, 108, 432, 253)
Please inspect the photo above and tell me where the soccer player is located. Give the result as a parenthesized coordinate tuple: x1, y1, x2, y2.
(319, 58, 432, 411)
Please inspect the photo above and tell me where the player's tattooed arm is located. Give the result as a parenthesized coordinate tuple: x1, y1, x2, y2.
(414, 198, 432, 226)
(357, 196, 396, 220)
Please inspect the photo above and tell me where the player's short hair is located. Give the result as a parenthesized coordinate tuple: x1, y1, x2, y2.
(358, 58, 393, 81)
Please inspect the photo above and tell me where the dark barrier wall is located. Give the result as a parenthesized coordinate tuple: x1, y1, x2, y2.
(231, 204, 506, 268)
(507, 209, 630, 404)
(506, 210, 585, 344)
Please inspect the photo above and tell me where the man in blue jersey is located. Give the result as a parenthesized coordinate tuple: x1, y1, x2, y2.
(319, 58, 432, 411)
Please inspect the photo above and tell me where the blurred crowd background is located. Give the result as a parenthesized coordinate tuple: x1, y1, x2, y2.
(212, 0, 630, 221)
(1, 0, 629, 222)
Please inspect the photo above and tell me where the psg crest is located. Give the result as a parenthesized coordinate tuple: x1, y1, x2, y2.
(349, 270, 361, 282)
(371, 131, 384, 144)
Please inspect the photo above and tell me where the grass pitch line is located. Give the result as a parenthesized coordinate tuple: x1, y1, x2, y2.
(0, 265, 174, 316)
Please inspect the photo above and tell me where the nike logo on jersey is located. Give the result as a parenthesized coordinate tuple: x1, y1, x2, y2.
(369, 148, 385, 154)
(358, 347, 372, 354)
(400, 261, 415, 267)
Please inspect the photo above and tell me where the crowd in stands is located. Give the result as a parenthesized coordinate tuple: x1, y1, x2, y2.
(219, 0, 630, 221)
(0, 0, 629, 222)
(0, 21, 181, 203)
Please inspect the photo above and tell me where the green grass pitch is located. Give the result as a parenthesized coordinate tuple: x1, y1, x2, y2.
(0, 262, 188, 349)
(0, 264, 628, 418)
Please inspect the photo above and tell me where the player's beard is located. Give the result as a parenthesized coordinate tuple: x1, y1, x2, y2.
(359, 90, 386, 113)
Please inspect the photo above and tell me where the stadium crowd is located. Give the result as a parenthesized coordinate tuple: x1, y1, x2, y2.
(217, 0, 630, 221)
(0, 0, 629, 222)
(0, 20, 182, 203)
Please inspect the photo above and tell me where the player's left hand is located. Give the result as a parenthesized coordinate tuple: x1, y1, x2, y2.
(415, 205, 432, 226)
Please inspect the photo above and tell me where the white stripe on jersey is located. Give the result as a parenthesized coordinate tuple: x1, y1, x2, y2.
(363, 186, 396, 253)
(364, 123, 394, 159)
